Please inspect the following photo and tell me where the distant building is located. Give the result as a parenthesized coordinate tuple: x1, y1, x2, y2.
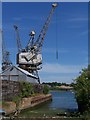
(0, 66, 39, 84)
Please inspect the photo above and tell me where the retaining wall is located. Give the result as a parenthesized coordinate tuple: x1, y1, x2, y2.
(1, 80, 43, 101)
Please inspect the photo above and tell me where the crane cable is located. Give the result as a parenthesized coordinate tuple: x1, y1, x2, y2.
(56, 7, 58, 60)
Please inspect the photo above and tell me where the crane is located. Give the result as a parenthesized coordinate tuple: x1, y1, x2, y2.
(24, 3, 58, 69)
(1, 30, 12, 71)
(14, 3, 58, 72)
(14, 25, 22, 53)
(33, 3, 58, 54)
(26, 31, 35, 52)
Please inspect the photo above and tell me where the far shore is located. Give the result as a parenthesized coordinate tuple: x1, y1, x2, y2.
(50, 85, 73, 91)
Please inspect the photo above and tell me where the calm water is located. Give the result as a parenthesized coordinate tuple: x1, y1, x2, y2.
(49, 91, 78, 110)
(19, 90, 78, 117)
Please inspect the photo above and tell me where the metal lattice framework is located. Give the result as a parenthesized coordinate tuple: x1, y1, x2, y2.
(1, 30, 12, 71)
(32, 3, 58, 54)
(14, 25, 22, 53)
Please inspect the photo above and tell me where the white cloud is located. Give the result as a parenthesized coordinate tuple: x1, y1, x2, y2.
(39, 63, 87, 83)
(43, 48, 69, 54)
(69, 17, 88, 22)
(80, 30, 88, 36)
(40, 75, 76, 84)
(0, 29, 2, 71)
(40, 63, 86, 74)
(13, 17, 22, 21)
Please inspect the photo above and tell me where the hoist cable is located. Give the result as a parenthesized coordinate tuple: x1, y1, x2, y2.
(56, 7, 58, 60)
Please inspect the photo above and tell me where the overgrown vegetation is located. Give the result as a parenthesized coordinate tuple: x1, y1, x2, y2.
(2, 101, 10, 108)
(74, 65, 90, 119)
(13, 95, 21, 112)
(12, 81, 49, 109)
(20, 81, 34, 98)
(12, 81, 34, 114)
(43, 85, 49, 94)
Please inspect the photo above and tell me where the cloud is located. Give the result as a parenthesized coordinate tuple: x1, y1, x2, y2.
(0, 30, 2, 70)
(68, 17, 88, 22)
(0, 31, 2, 48)
(79, 30, 88, 36)
(12, 16, 46, 22)
(39, 63, 87, 83)
(43, 48, 69, 54)
(40, 75, 76, 84)
(40, 63, 86, 74)
(12, 17, 22, 21)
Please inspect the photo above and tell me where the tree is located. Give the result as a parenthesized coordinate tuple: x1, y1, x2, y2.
(74, 65, 90, 113)
(43, 85, 49, 94)
(20, 81, 34, 98)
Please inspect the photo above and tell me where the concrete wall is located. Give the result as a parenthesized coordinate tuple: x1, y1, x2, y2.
(2, 80, 20, 101)
(1, 80, 43, 101)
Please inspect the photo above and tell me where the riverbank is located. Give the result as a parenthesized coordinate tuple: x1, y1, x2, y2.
(1, 91, 89, 120)
(2, 94, 52, 115)
(16, 91, 78, 118)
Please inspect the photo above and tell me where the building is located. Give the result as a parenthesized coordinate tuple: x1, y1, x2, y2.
(0, 66, 39, 84)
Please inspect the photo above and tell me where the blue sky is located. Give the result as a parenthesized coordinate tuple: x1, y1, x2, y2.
(2, 2, 88, 83)
(0, 2, 2, 69)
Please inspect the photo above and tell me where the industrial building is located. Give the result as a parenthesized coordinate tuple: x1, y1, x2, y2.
(1, 66, 39, 83)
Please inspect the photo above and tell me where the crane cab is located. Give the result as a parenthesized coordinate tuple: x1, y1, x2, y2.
(17, 52, 42, 66)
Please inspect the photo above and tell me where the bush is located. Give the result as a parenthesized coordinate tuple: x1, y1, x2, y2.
(43, 85, 49, 94)
(13, 96, 21, 110)
(74, 65, 90, 113)
(20, 81, 34, 98)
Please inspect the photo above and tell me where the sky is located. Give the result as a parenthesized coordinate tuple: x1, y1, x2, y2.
(0, 2, 2, 72)
(2, 0, 90, 2)
(2, 2, 88, 83)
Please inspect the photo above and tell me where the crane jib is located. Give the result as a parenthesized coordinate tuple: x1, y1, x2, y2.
(33, 3, 57, 50)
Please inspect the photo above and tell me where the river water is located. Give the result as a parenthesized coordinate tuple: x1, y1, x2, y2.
(19, 90, 78, 117)
(49, 91, 78, 110)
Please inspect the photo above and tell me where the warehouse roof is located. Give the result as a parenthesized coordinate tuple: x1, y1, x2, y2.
(1, 65, 38, 79)
(15, 66, 38, 78)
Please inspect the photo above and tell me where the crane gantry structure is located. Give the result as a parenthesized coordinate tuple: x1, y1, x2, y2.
(14, 3, 58, 77)
(1, 30, 12, 71)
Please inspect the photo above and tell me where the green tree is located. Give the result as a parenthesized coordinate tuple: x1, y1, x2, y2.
(74, 65, 90, 113)
(43, 85, 49, 94)
(20, 81, 34, 98)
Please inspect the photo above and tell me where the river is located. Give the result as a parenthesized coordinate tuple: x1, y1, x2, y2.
(19, 90, 78, 117)
(49, 91, 78, 110)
